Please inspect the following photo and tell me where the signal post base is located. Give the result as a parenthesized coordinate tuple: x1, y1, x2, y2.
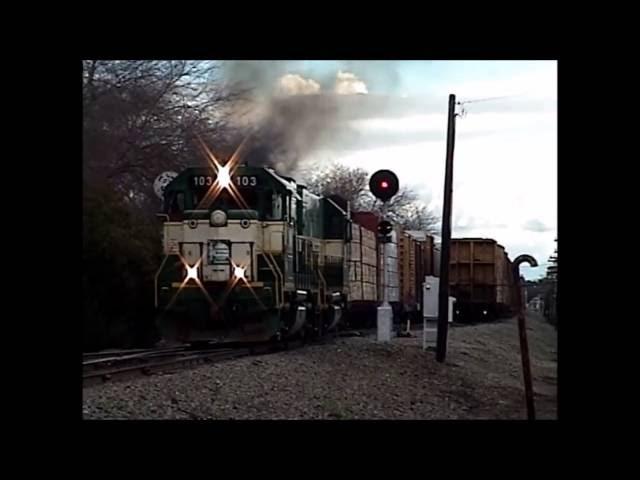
(377, 304, 393, 343)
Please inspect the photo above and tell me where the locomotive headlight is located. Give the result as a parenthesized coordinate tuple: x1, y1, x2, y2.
(210, 210, 227, 226)
(217, 165, 231, 189)
(233, 266, 246, 280)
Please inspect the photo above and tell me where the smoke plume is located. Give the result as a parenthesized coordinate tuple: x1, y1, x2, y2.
(221, 61, 372, 175)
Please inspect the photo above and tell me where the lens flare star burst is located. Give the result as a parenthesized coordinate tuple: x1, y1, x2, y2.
(217, 164, 231, 189)
(164, 256, 265, 316)
(195, 136, 253, 211)
(164, 254, 215, 311)
(216, 260, 266, 311)
(186, 264, 199, 281)
(233, 265, 246, 280)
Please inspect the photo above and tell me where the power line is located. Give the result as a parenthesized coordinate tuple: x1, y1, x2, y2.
(457, 93, 524, 105)
(455, 93, 527, 117)
(458, 95, 508, 105)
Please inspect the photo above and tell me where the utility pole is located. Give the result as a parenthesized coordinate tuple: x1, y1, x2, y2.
(436, 94, 457, 363)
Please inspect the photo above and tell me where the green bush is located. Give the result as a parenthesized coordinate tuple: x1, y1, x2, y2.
(83, 186, 162, 351)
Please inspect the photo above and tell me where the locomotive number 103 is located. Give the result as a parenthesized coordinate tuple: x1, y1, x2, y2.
(192, 175, 258, 187)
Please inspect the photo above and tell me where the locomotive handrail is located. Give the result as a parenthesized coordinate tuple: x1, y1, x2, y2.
(154, 254, 170, 308)
(261, 252, 280, 308)
(316, 267, 328, 307)
(263, 251, 284, 307)
(261, 224, 284, 307)
(269, 251, 285, 306)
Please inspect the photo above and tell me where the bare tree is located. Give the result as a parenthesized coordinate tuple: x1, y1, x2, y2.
(303, 162, 370, 208)
(303, 163, 440, 234)
(82, 61, 252, 350)
(82, 60, 247, 211)
(359, 187, 440, 234)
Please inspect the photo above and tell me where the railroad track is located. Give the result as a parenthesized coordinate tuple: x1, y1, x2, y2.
(83, 328, 369, 388)
(82, 346, 191, 367)
(83, 347, 252, 388)
(82, 347, 162, 360)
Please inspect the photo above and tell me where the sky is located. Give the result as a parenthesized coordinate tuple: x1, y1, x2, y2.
(223, 60, 557, 280)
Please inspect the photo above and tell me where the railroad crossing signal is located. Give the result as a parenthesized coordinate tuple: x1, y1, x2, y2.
(369, 169, 399, 202)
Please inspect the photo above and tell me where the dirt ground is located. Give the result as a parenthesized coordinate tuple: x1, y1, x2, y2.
(391, 310, 558, 419)
(83, 310, 557, 420)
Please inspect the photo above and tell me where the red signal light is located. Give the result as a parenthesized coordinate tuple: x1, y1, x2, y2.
(369, 169, 399, 202)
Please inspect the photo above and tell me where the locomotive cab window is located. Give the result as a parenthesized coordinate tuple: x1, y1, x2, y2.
(265, 192, 284, 221)
(167, 192, 185, 214)
(271, 193, 282, 220)
(191, 189, 202, 209)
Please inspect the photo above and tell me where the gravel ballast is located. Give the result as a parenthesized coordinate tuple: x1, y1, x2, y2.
(83, 312, 557, 420)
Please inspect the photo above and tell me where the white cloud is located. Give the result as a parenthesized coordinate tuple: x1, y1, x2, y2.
(276, 73, 321, 96)
(275, 70, 370, 97)
(335, 71, 369, 95)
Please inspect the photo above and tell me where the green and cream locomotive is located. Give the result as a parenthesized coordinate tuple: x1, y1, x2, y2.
(155, 165, 351, 343)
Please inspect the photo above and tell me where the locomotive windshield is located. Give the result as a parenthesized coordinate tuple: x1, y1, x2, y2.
(191, 183, 285, 221)
(167, 192, 185, 215)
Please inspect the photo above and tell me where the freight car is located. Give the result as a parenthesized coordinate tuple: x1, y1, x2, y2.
(341, 212, 437, 329)
(448, 238, 517, 322)
(399, 230, 437, 324)
(346, 211, 400, 327)
(343, 214, 381, 327)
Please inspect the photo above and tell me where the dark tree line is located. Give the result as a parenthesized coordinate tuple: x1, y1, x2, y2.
(543, 239, 557, 326)
(83, 60, 245, 212)
(82, 60, 245, 351)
